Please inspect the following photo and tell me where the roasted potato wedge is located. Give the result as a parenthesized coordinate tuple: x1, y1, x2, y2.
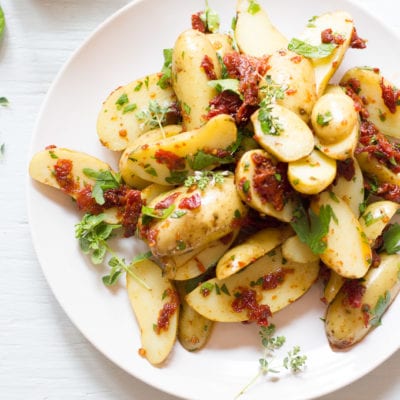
(288, 149, 337, 195)
(331, 158, 364, 217)
(126, 259, 179, 365)
(124, 114, 237, 185)
(295, 11, 354, 97)
(310, 191, 371, 279)
(216, 226, 293, 280)
(325, 253, 400, 348)
(176, 282, 214, 352)
(186, 247, 319, 322)
(97, 73, 178, 151)
(340, 67, 400, 140)
(172, 29, 221, 130)
(234, 0, 287, 56)
(259, 50, 316, 122)
(281, 235, 319, 264)
(251, 104, 314, 162)
(236, 149, 299, 222)
(139, 174, 247, 257)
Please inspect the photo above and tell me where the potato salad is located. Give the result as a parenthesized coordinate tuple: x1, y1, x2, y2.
(29, 0, 400, 366)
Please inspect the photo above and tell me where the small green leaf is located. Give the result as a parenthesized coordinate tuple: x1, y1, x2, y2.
(288, 38, 336, 59)
(0, 97, 9, 106)
(208, 79, 242, 98)
(317, 111, 333, 126)
(115, 93, 129, 106)
(370, 291, 391, 327)
(122, 103, 137, 114)
(383, 223, 400, 254)
(157, 48, 173, 89)
(248, 0, 261, 15)
(0, 6, 5, 38)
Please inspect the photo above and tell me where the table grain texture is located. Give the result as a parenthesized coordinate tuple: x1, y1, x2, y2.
(1, 0, 399, 399)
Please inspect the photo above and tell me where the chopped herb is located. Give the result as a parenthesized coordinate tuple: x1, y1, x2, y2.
(362, 211, 382, 227)
(122, 103, 137, 114)
(217, 53, 229, 79)
(248, 0, 261, 15)
(208, 79, 242, 98)
(165, 170, 188, 185)
(187, 149, 234, 170)
(141, 204, 175, 220)
(184, 170, 227, 190)
(0, 143, 5, 159)
(258, 103, 283, 136)
(307, 15, 317, 28)
(369, 290, 391, 327)
(75, 214, 150, 289)
(144, 165, 158, 176)
(242, 180, 250, 193)
(328, 191, 339, 203)
(290, 204, 335, 254)
(199, 0, 220, 33)
(317, 111, 333, 126)
(274, 173, 282, 182)
(182, 102, 191, 115)
(259, 75, 287, 103)
(136, 100, 172, 131)
(220, 283, 230, 296)
(288, 38, 336, 59)
(144, 76, 150, 89)
(383, 223, 400, 254)
(134, 81, 143, 91)
(0, 96, 9, 107)
(115, 93, 129, 106)
(48, 150, 58, 159)
(234, 209, 242, 218)
(157, 48, 173, 89)
(82, 168, 121, 205)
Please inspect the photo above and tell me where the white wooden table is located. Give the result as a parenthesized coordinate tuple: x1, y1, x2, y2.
(1, 0, 399, 399)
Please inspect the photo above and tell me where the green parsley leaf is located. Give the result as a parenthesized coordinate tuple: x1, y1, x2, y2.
(0, 143, 5, 159)
(317, 111, 333, 126)
(122, 103, 137, 114)
(82, 168, 121, 205)
(290, 204, 335, 254)
(0, 96, 9, 106)
(383, 223, 400, 254)
(306, 15, 317, 28)
(288, 38, 336, 59)
(115, 93, 129, 106)
(369, 290, 391, 327)
(165, 170, 188, 185)
(208, 78, 242, 98)
(157, 48, 173, 89)
(187, 149, 234, 170)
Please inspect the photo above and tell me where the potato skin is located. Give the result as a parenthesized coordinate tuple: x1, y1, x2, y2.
(325, 253, 400, 349)
(140, 174, 247, 257)
(172, 29, 221, 130)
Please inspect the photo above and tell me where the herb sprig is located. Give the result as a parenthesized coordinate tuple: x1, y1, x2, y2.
(236, 324, 307, 398)
(82, 168, 121, 205)
(75, 213, 151, 289)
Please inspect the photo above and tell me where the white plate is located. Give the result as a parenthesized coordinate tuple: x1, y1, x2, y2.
(28, 0, 400, 399)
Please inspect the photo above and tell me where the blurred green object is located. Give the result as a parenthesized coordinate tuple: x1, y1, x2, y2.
(0, 5, 4, 38)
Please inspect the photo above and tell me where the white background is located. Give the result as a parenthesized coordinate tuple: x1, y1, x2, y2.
(1, 0, 399, 399)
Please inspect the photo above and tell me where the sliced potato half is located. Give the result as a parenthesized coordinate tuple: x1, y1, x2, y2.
(252, 104, 314, 162)
(236, 149, 299, 222)
(235, 0, 288, 56)
(288, 149, 337, 195)
(340, 67, 400, 140)
(310, 191, 372, 279)
(126, 259, 179, 365)
(186, 247, 319, 322)
(325, 253, 400, 348)
(296, 11, 354, 97)
(216, 226, 293, 280)
(97, 73, 177, 151)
